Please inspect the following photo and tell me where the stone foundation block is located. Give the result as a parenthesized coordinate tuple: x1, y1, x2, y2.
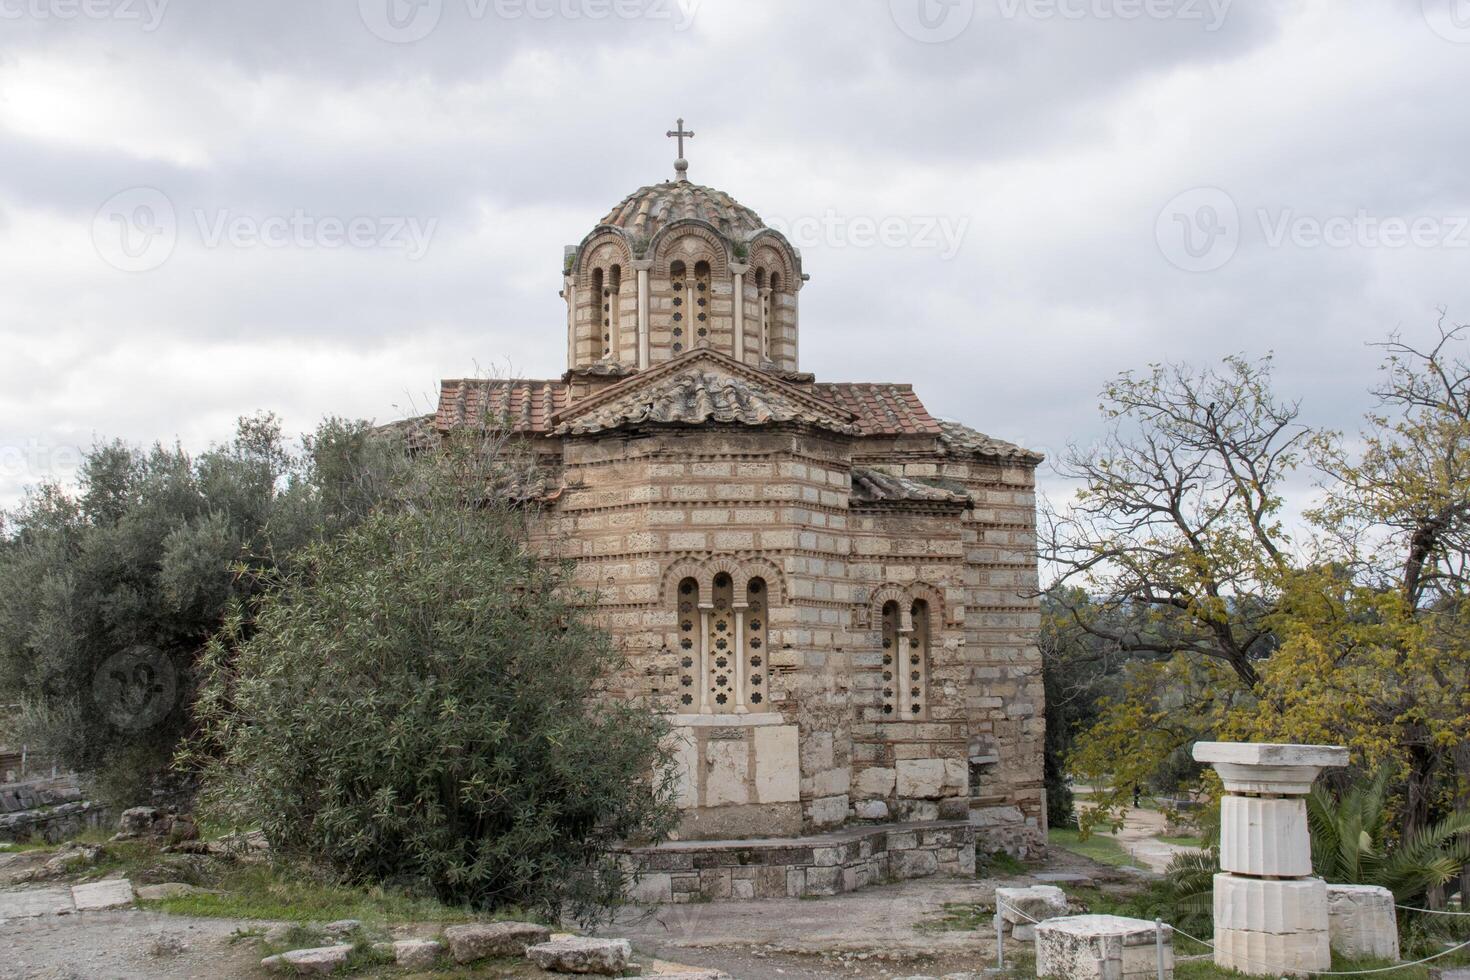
(1213, 874, 1327, 934)
(1326, 884, 1398, 961)
(1219, 796, 1311, 877)
(1214, 925, 1329, 976)
(1036, 915, 1173, 980)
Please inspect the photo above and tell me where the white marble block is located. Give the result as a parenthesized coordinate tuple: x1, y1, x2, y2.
(1193, 742, 1349, 795)
(995, 885, 1068, 941)
(1326, 884, 1399, 961)
(1214, 874, 1327, 933)
(1036, 914, 1173, 980)
(1219, 796, 1312, 877)
(1215, 925, 1330, 976)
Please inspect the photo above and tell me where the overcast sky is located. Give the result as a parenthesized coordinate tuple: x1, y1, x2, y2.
(3, 0, 1469, 513)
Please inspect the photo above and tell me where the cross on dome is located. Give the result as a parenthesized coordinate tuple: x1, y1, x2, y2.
(666, 117, 695, 182)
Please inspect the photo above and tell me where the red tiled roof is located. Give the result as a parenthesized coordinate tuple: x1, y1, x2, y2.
(435, 379, 569, 434)
(810, 383, 943, 437)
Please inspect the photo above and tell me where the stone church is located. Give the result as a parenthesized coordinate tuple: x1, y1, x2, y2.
(430, 128, 1045, 897)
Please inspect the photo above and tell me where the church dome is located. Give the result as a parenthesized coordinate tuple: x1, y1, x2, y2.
(598, 181, 768, 242)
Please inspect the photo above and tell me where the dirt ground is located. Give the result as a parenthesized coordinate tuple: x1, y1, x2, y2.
(0, 842, 1133, 980)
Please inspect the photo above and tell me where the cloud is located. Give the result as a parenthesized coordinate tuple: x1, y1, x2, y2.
(2, 0, 1468, 519)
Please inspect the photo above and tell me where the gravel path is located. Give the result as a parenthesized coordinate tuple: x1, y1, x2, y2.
(1, 908, 265, 980)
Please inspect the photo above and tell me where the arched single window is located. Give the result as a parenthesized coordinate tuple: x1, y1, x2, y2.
(708, 572, 735, 710)
(746, 578, 768, 707)
(880, 600, 900, 717)
(669, 260, 687, 355)
(676, 577, 698, 712)
(604, 264, 621, 358)
(590, 267, 605, 358)
(694, 260, 711, 344)
(906, 600, 930, 718)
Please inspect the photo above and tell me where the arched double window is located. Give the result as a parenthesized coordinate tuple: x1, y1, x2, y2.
(880, 597, 930, 719)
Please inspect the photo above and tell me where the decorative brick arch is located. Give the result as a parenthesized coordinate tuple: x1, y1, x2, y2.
(735, 555, 786, 606)
(650, 222, 730, 278)
(662, 559, 707, 606)
(868, 585, 913, 632)
(575, 232, 636, 290)
(748, 238, 796, 290)
(703, 557, 744, 603)
(908, 582, 946, 627)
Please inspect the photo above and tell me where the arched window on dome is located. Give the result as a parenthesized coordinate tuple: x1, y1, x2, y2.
(694, 260, 711, 346)
(590, 267, 605, 359)
(766, 271, 782, 363)
(669, 260, 687, 355)
(755, 267, 769, 362)
(604, 264, 621, 359)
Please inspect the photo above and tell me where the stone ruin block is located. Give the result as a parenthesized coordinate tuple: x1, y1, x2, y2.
(1036, 914, 1173, 980)
(995, 884, 1068, 942)
(1326, 884, 1398, 962)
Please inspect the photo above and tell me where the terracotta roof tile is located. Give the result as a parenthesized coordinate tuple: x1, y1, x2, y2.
(435, 379, 569, 434)
(810, 383, 943, 437)
(937, 420, 1044, 463)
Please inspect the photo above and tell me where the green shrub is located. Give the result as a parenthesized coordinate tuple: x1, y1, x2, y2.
(186, 447, 679, 924)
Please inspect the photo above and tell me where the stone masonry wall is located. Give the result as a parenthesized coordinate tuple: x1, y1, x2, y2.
(618, 820, 976, 903)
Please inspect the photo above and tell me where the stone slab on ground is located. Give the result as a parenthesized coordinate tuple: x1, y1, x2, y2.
(1033, 872, 1094, 886)
(261, 944, 353, 974)
(444, 921, 552, 963)
(528, 936, 632, 974)
(1036, 914, 1173, 980)
(995, 884, 1067, 937)
(0, 884, 74, 917)
(71, 878, 135, 911)
(1326, 884, 1398, 961)
(371, 939, 443, 968)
